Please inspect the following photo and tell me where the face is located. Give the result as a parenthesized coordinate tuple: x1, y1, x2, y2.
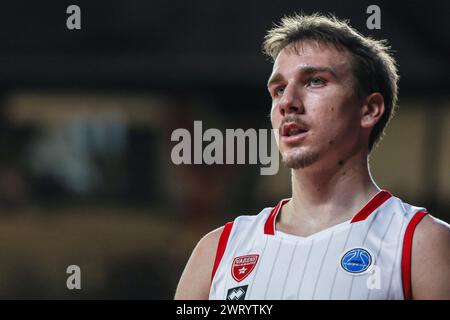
(268, 41, 365, 170)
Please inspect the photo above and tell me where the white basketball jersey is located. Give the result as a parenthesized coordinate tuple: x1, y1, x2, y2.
(209, 190, 428, 300)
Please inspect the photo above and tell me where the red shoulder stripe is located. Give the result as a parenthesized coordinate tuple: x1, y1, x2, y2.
(210, 221, 234, 284)
(264, 199, 290, 235)
(401, 211, 428, 300)
(350, 190, 392, 223)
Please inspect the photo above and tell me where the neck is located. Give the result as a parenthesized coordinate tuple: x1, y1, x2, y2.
(280, 151, 380, 235)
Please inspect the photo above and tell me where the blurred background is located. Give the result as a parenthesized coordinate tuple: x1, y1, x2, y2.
(0, 0, 448, 299)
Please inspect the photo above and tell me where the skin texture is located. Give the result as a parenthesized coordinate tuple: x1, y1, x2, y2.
(410, 215, 450, 299)
(174, 226, 223, 300)
(174, 40, 450, 300)
(268, 41, 384, 236)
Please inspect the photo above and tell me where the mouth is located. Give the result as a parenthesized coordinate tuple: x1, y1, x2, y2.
(280, 122, 309, 144)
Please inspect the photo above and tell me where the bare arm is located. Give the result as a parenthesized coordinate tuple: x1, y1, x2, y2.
(411, 215, 450, 299)
(174, 226, 224, 300)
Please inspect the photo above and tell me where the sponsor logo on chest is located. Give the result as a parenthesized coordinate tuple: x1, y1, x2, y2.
(339, 247, 375, 275)
(226, 285, 248, 300)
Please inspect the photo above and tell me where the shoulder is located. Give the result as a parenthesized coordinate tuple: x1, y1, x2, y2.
(174, 225, 226, 300)
(174, 208, 270, 299)
(414, 214, 450, 240)
(412, 214, 450, 257)
(195, 225, 228, 262)
(413, 214, 450, 256)
(411, 214, 450, 299)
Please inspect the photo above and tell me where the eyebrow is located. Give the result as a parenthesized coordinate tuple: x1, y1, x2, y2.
(267, 66, 338, 88)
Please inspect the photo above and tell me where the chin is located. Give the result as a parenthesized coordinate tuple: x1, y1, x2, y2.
(281, 148, 319, 169)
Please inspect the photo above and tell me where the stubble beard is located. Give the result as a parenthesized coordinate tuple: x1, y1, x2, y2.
(281, 147, 319, 169)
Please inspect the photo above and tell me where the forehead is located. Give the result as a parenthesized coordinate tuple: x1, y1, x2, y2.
(271, 41, 353, 77)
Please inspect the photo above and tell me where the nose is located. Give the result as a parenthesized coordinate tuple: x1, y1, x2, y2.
(276, 84, 304, 117)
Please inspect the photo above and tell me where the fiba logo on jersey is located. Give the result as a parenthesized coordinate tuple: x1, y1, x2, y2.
(339, 247, 375, 275)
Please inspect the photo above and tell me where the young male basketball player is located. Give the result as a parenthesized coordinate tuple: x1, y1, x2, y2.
(175, 13, 450, 300)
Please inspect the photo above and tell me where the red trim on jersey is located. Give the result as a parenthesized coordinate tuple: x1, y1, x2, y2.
(264, 198, 290, 235)
(350, 190, 392, 223)
(210, 221, 234, 284)
(264, 191, 391, 235)
(401, 211, 428, 300)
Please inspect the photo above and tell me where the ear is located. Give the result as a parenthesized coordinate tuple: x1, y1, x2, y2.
(361, 92, 385, 129)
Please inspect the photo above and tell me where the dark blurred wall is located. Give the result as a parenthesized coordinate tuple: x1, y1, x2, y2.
(0, 0, 448, 298)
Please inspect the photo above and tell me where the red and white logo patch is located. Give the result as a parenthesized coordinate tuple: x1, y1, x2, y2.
(231, 254, 259, 282)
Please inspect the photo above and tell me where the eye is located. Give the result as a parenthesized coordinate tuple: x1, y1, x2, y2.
(274, 86, 285, 96)
(309, 77, 326, 87)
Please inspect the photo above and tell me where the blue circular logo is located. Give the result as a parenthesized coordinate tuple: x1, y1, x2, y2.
(340, 248, 373, 274)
